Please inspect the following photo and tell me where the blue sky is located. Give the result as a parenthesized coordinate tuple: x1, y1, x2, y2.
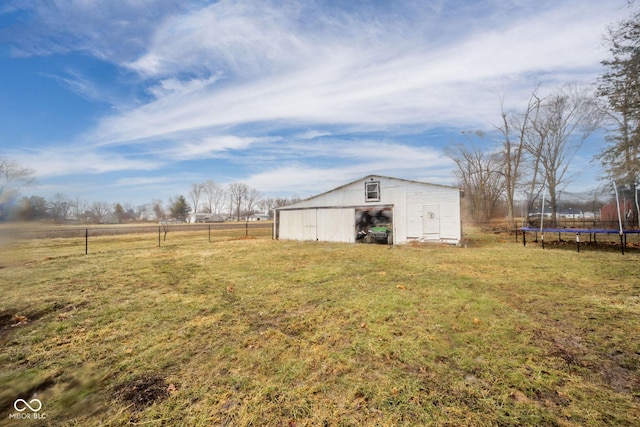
(0, 0, 631, 206)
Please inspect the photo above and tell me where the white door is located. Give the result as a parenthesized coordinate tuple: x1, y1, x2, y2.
(422, 205, 440, 240)
(302, 209, 318, 240)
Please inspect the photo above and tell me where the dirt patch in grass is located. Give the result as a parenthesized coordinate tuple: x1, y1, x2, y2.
(532, 322, 640, 397)
(0, 307, 47, 341)
(113, 375, 173, 411)
(0, 300, 85, 333)
(230, 235, 258, 240)
(0, 311, 15, 339)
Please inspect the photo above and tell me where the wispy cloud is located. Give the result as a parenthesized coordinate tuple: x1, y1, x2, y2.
(0, 0, 630, 203)
(240, 138, 455, 195)
(41, 68, 124, 105)
(244, 165, 368, 195)
(84, 0, 624, 148)
(0, 0, 191, 60)
(113, 176, 174, 187)
(161, 135, 279, 160)
(146, 73, 224, 98)
(295, 130, 332, 140)
(7, 147, 163, 178)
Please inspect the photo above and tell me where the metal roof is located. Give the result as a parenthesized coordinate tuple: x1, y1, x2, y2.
(276, 174, 460, 210)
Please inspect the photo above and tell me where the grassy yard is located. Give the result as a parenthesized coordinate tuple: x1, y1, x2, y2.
(1, 227, 639, 426)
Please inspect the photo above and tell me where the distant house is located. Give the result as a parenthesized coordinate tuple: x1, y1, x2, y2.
(274, 175, 462, 245)
(248, 213, 270, 221)
(187, 213, 225, 223)
(527, 210, 552, 219)
(528, 207, 587, 221)
(558, 208, 583, 219)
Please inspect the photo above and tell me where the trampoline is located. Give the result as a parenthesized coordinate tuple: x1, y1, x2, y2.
(520, 182, 640, 254)
(520, 227, 640, 255)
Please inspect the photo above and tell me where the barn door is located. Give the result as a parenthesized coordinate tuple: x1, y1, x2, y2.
(303, 209, 318, 240)
(422, 205, 440, 240)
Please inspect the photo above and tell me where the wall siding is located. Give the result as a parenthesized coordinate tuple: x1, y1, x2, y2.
(278, 208, 355, 242)
(317, 208, 356, 242)
(277, 176, 461, 244)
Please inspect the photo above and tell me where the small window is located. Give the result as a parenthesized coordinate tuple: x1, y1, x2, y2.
(365, 181, 380, 202)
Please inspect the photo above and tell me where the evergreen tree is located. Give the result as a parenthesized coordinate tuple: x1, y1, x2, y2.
(597, 9, 640, 187)
(169, 195, 191, 221)
(114, 203, 125, 223)
(15, 195, 48, 221)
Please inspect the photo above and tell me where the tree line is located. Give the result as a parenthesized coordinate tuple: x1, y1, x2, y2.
(182, 181, 301, 222)
(0, 171, 301, 224)
(448, 84, 602, 224)
(448, 6, 640, 226)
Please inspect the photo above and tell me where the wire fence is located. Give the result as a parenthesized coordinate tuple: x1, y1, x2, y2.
(0, 221, 273, 255)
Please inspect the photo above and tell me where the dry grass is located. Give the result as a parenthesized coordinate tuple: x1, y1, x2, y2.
(1, 226, 639, 426)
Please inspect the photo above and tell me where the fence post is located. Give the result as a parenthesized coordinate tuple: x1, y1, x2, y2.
(85, 228, 88, 255)
(158, 226, 161, 247)
(209, 225, 211, 242)
(245, 221, 248, 237)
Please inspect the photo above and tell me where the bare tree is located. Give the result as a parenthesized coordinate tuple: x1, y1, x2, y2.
(70, 197, 89, 222)
(495, 88, 539, 224)
(259, 197, 302, 218)
(151, 199, 165, 221)
(258, 198, 275, 218)
(203, 180, 226, 214)
(243, 188, 262, 219)
(524, 85, 602, 224)
(522, 93, 546, 217)
(228, 183, 249, 221)
(89, 201, 111, 223)
(0, 159, 36, 218)
(274, 196, 302, 207)
(188, 183, 204, 214)
(49, 193, 72, 223)
(447, 136, 505, 222)
(135, 203, 148, 221)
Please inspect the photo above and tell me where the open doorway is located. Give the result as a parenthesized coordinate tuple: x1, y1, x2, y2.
(355, 207, 393, 244)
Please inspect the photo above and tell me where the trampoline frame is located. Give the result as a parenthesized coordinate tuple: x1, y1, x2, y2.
(519, 227, 640, 255)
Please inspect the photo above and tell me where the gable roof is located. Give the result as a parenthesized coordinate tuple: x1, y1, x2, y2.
(277, 174, 459, 210)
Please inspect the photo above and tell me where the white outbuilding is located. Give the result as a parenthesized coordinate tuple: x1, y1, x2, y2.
(274, 175, 462, 245)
